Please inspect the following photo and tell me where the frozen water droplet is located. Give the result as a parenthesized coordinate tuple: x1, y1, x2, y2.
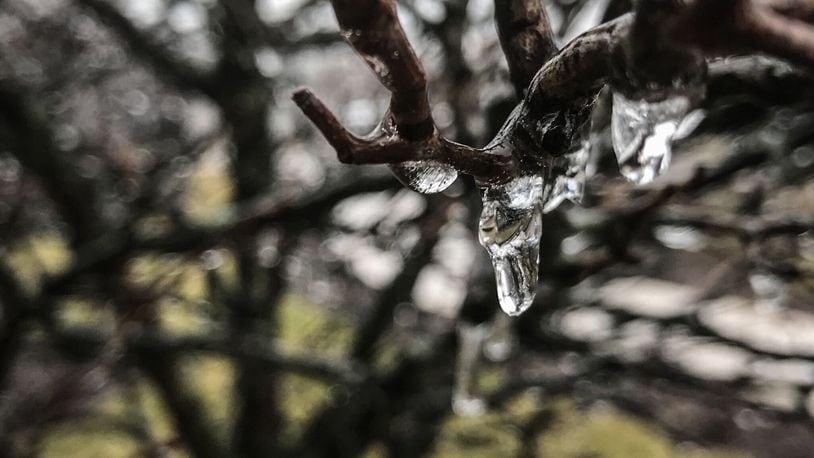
(389, 161, 458, 194)
(478, 176, 543, 316)
(611, 92, 691, 185)
(453, 322, 487, 416)
(543, 140, 590, 213)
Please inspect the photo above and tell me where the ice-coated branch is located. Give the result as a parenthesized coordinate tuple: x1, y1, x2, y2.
(292, 89, 514, 182)
(291, 0, 517, 185)
(332, 0, 431, 138)
(494, 0, 558, 96)
(295, 0, 814, 185)
(293, 0, 814, 317)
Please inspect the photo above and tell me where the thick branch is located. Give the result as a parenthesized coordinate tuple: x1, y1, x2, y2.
(494, 0, 558, 96)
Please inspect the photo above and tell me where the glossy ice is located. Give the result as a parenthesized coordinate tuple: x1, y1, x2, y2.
(543, 140, 590, 212)
(478, 176, 544, 316)
(389, 161, 458, 194)
(611, 92, 691, 185)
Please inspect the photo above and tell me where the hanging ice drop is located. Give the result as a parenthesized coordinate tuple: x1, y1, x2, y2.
(611, 92, 691, 185)
(389, 161, 458, 194)
(478, 176, 543, 316)
(543, 140, 590, 213)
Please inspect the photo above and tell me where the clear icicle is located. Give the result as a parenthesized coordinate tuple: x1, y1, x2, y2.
(611, 92, 692, 185)
(389, 162, 458, 194)
(543, 140, 590, 213)
(453, 322, 487, 416)
(478, 176, 543, 316)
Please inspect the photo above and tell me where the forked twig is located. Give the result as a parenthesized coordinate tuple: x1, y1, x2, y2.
(294, 0, 814, 185)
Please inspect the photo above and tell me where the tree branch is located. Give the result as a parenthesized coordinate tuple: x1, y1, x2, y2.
(292, 0, 519, 186)
(296, 0, 814, 185)
(494, 0, 558, 96)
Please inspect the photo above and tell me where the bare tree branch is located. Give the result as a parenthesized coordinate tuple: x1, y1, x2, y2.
(494, 0, 558, 96)
(296, 0, 814, 185)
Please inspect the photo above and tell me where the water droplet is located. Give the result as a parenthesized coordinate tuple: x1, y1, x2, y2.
(478, 176, 543, 316)
(389, 162, 458, 194)
(611, 92, 691, 184)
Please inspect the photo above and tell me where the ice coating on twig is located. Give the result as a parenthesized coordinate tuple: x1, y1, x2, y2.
(389, 162, 458, 194)
(478, 176, 544, 316)
(543, 140, 590, 212)
(611, 92, 692, 185)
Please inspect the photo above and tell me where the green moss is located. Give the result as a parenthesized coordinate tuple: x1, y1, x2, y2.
(536, 400, 750, 458)
(432, 411, 522, 458)
(5, 232, 71, 293)
(430, 396, 749, 458)
(277, 374, 332, 445)
(177, 355, 237, 441)
(360, 442, 388, 458)
(275, 293, 354, 356)
(370, 331, 401, 372)
(274, 293, 353, 444)
(182, 149, 235, 225)
(478, 365, 504, 395)
(38, 420, 141, 458)
(56, 298, 117, 331)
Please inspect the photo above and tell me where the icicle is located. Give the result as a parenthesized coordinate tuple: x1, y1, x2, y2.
(611, 92, 692, 185)
(389, 162, 458, 194)
(543, 140, 590, 213)
(478, 176, 543, 316)
(453, 322, 487, 416)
